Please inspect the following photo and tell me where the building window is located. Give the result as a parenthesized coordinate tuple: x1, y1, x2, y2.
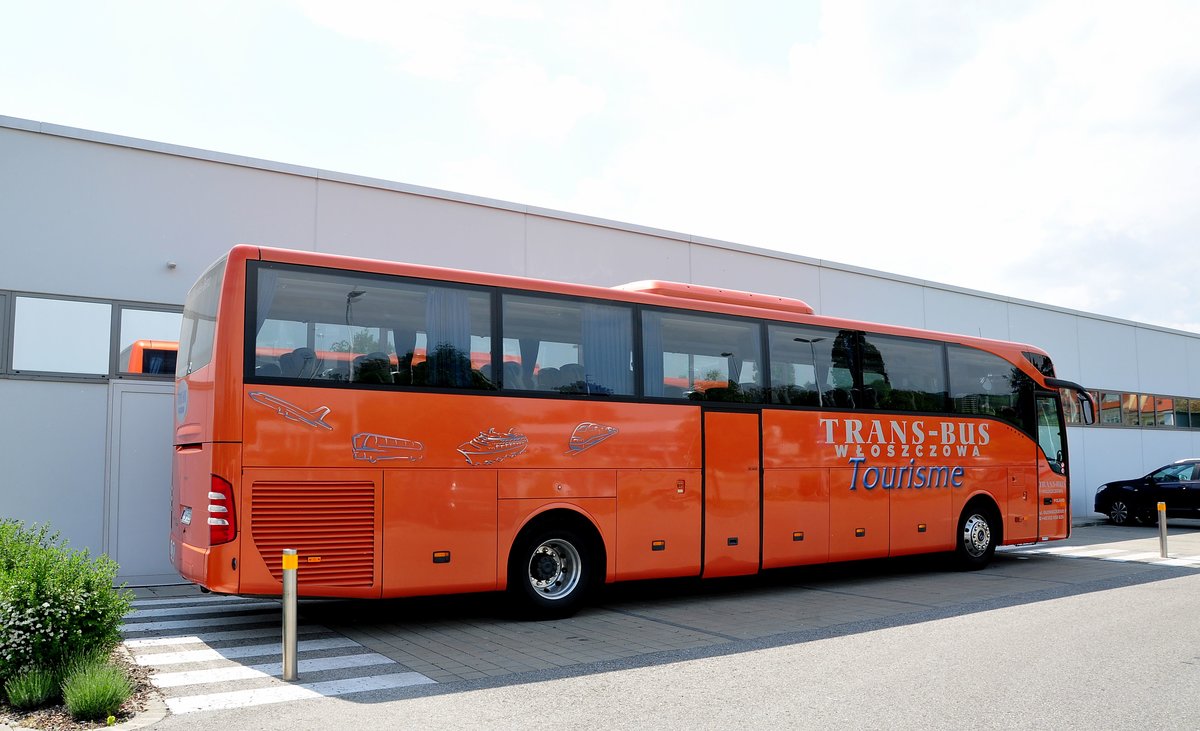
(118, 308, 182, 376)
(12, 296, 112, 375)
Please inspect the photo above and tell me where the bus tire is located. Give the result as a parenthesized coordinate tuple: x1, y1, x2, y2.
(507, 523, 596, 620)
(954, 503, 998, 570)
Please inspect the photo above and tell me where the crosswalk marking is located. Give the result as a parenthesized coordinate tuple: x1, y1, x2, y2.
(165, 672, 436, 715)
(123, 595, 437, 715)
(133, 600, 281, 618)
(1007, 545, 1200, 566)
(125, 625, 325, 648)
(137, 637, 359, 666)
(153, 652, 396, 688)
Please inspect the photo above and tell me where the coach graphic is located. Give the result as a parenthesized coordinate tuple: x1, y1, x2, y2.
(820, 417, 989, 492)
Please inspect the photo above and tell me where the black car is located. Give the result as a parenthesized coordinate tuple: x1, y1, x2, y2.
(1094, 459, 1200, 525)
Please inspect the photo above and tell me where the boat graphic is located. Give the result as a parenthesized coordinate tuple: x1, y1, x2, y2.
(457, 427, 528, 466)
(249, 391, 333, 431)
(352, 433, 424, 463)
(566, 422, 619, 455)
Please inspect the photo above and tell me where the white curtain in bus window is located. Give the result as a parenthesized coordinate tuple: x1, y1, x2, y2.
(501, 295, 633, 396)
(118, 309, 182, 375)
(13, 296, 111, 375)
(641, 310, 764, 402)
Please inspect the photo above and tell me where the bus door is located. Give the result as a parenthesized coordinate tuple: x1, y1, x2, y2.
(702, 410, 761, 578)
(1035, 392, 1070, 539)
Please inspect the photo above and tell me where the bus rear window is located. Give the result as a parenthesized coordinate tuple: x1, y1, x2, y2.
(177, 257, 226, 377)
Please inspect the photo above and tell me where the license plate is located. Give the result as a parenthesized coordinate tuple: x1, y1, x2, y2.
(180, 507, 192, 526)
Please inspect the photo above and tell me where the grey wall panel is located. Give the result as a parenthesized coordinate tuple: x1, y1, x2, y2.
(524, 215, 689, 286)
(1138, 429, 1194, 476)
(0, 380, 108, 551)
(922, 288, 1010, 340)
(1075, 317, 1140, 390)
(0, 129, 317, 304)
(688, 244, 822, 310)
(313, 181, 528, 276)
(1133, 328, 1190, 395)
(817, 268, 924, 326)
(1077, 427, 1143, 515)
(1006, 304, 1083, 382)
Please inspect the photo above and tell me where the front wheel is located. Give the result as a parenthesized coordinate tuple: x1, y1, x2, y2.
(508, 526, 595, 619)
(955, 508, 997, 570)
(1107, 499, 1135, 526)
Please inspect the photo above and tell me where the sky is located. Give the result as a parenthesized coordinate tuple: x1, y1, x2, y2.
(3, 1, 1199, 333)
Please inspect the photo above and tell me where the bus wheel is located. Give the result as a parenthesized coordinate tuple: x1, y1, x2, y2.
(508, 526, 593, 619)
(955, 505, 997, 570)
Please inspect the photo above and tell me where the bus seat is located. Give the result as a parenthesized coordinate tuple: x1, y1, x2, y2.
(255, 363, 281, 377)
(502, 361, 526, 390)
(537, 366, 562, 391)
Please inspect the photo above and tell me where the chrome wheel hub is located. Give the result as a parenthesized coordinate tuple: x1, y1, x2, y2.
(527, 539, 581, 600)
(962, 514, 992, 558)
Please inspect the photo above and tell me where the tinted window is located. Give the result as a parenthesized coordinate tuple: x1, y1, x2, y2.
(767, 325, 853, 407)
(502, 295, 633, 396)
(178, 258, 226, 377)
(859, 334, 947, 412)
(1151, 464, 1193, 482)
(250, 264, 493, 389)
(947, 345, 1028, 432)
(643, 310, 764, 402)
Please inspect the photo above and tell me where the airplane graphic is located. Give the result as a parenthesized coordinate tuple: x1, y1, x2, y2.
(249, 391, 333, 431)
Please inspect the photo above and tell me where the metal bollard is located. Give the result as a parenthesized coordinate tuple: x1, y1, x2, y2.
(1158, 502, 1168, 559)
(282, 548, 298, 681)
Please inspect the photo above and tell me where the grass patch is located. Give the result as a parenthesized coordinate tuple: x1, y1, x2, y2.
(61, 656, 132, 722)
(3, 666, 57, 710)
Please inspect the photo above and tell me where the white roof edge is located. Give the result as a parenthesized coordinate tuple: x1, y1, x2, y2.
(3, 114, 1197, 341)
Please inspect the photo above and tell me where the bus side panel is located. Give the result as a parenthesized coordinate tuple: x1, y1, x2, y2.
(889, 468, 957, 557)
(614, 469, 701, 581)
(239, 467, 383, 599)
(828, 464, 890, 561)
(1007, 466, 1038, 543)
(762, 469, 829, 568)
(383, 469, 497, 598)
(496, 498, 617, 590)
(170, 440, 240, 594)
(702, 412, 761, 578)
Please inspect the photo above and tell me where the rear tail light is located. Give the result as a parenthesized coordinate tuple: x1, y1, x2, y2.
(208, 475, 237, 545)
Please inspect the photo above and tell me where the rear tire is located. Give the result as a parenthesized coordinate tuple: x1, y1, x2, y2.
(955, 505, 997, 570)
(508, 525, 595, 620)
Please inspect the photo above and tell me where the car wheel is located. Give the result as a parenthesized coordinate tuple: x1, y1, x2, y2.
(1108, 499, 1135, 526)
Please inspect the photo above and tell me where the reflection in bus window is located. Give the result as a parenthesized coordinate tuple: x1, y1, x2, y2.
(642, 310, 764, 402)
(767, 325, 852, 407)
(858, 334, 947, 412)
(948, 345, 1029, 432)
(251, 265, 494, 389)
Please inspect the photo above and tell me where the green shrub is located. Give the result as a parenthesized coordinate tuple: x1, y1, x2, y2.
(61, 656, 131, 721)
(0, 520, 133, 683)
(3, 665, 57, 709)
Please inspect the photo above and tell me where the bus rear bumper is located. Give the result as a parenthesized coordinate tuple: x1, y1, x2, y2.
(173, 537, 239, 594)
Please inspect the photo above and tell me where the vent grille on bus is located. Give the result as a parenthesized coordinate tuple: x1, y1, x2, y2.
(251, 481, 376, 588)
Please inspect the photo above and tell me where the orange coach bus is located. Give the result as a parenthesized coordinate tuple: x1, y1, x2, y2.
(121, 339, 179, 375)
(171, 245, 1095, 617)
